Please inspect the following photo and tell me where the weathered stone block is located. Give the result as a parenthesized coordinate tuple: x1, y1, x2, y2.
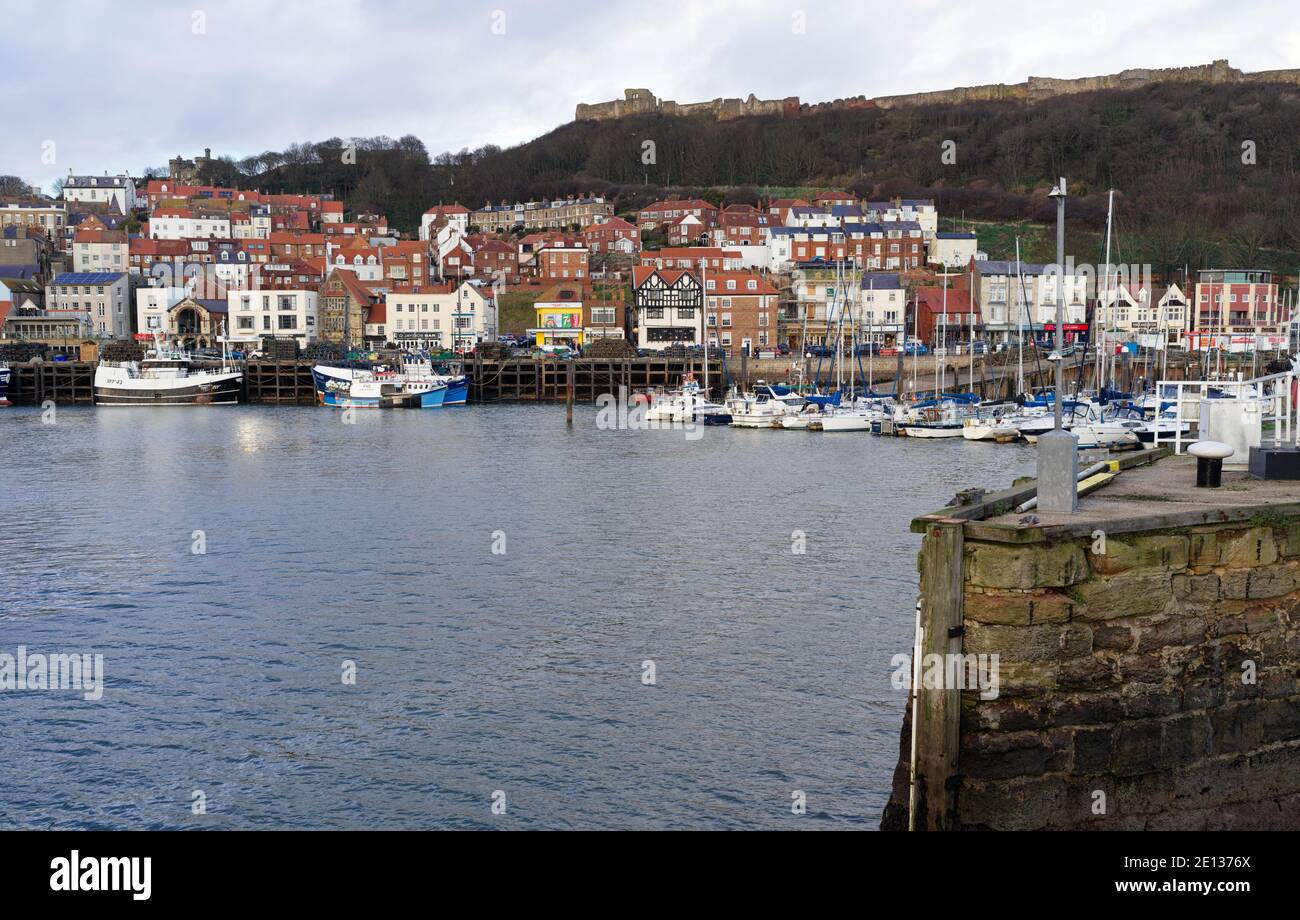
(1048, 692, 1126, 727)
(961, 730, 1052, 779)
(1261, 697, 1300, 744)
(1170, 754, 1252, 810)
(1088, 534, 1189, 575)
(973, 698, 1047, 732)
(1211, 702, 1265, 755)
(1136, 616, 1206, 653)
(1245, 605, 1285, 635)
(966, 541, 1088, 589)
(1206, 792, 1300, 830)
(964, 622, 1091, 662)
(1112, 720, 1163, 776)
(1217, 527, 1280, 568)
(1116, 650, 1168, 683)
(1283, 523, 1300, 557)
(963, 590, 1074, 626)
(1247, 562, 1300, 599)
(1189, 529, 1220, 567)
(1075, 572, 1173, 620)
(1072, 726, 1113, 774)
(1093, 623, 1136, 652)
(1245, 744, 1300, 799)
(1212, 613, 1248, 637)
(1122, 685, 1182, 719)
(1172, 573, 1220, 606)
(956, 775, 1067, 831)
(1058, 655, 1119, 691)
(995, 660, 1060, 694)
(1161, 713, 1211, 768)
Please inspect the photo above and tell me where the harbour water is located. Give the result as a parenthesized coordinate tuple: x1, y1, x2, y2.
(0, 405, 1036, 829)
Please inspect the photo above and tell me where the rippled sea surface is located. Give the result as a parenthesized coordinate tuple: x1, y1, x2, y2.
(0, 404, 1036, 829)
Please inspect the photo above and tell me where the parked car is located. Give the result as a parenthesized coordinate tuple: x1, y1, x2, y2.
(903, 343, 929, 356)
(854, 343, 881, 356)
(804, 345, 833, 357)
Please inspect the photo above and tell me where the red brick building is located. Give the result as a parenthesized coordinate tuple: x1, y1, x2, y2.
(636, 198, 719, 232)
(472, 238, 520, 283)
(581, 216, 640, 254)
(536, 243, 589, 281)
(703, 270, 779, 356)
(640, 247, 739, 272)
(914, 285, 975, 351)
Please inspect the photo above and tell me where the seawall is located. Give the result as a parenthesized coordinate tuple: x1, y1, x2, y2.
(883, 449, 1300, 830)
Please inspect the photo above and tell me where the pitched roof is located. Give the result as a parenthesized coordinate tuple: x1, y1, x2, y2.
(916, 287, 973, 315)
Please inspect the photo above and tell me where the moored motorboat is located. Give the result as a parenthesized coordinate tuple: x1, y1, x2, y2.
(728, 384, 806, 428)
(962, 416, 1020, 441)
(0, 363, 10, 407)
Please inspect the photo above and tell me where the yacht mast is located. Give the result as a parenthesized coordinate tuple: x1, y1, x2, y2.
(699, 256, 709, 399)
(1016, 238, 1025, 398)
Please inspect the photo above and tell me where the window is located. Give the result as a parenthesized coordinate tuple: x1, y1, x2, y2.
(278, 315, 296, 330)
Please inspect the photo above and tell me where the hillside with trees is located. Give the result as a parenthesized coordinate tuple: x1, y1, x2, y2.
(200, 80, 1300, 277)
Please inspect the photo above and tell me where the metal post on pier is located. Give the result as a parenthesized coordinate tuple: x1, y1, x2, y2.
(1038, 178, 1078, 514)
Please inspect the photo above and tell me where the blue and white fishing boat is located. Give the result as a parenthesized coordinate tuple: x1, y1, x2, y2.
(312, 365, 447, 409)
(314, 356, 467, 407)
(419, 355, 469, 405)
(0, 363, 10, 406)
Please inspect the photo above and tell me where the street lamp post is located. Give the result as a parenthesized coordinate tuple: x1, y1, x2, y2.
(1038, 178, 1078, 514)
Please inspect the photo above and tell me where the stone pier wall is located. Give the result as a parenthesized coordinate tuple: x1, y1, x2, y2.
(885, 517, 1300, 830)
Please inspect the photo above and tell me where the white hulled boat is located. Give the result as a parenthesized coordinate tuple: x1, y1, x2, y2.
(94, 334, 242, 406)
(728, 384, 806, 428)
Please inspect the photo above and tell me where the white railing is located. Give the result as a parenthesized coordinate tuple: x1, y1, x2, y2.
(1153, 371, 1295, 455)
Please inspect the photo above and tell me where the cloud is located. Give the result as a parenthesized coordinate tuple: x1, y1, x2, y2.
(4, 0, 1295, 193)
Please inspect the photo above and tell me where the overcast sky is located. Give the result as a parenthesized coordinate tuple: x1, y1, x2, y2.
(5, 0, 1296, 192)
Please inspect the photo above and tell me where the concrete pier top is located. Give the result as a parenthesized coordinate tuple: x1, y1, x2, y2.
(917, 448, 1300, 543)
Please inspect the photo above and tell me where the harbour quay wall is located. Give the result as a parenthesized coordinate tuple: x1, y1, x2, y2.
(6, 357, 726, 405)
(884, 452, 1300, 830)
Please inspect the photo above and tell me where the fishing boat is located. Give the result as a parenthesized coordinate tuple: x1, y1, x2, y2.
(0, 363, 10, 407)
(314, 356, 466, 407)
(312, 364, 448, 409)
(728, 384, 806, 428)
(416, 354, 469, 405)
(94, 332, 242, 406)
